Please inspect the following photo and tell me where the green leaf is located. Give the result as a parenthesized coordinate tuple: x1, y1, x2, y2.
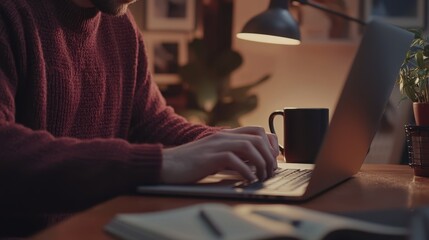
(212, 50, 243, 78)
(416, 51, 425, 68)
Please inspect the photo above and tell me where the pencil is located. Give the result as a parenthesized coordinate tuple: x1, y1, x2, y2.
(199, 209, 223, 238)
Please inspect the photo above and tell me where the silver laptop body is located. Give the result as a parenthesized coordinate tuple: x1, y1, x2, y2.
(138, 20, 413, 201)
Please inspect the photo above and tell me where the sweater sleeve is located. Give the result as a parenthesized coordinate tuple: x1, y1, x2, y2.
(0, 120, 162, 212)
(0, 36, 161, 214)
(128, 32, 220, 146)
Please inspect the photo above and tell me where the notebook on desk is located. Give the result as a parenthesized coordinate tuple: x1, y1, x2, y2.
(137, 20, 414, 201)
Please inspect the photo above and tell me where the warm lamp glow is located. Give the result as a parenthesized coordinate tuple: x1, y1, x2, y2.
(236, 33, 301, 45)
(237, 0, 365, 46)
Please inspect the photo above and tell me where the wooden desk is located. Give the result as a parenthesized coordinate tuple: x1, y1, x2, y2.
(31, 164, 429, 240)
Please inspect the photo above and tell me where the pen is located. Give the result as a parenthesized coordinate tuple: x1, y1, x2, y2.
(199, 209, 223, 238)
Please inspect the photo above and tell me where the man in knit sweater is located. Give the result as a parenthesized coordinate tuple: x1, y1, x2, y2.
(0, 0, 279, 237)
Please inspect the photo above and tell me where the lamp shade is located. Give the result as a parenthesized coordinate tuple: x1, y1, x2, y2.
(237, 2, 301, 45)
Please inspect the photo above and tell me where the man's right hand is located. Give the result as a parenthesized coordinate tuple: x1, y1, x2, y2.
(160, 126, 278, 184)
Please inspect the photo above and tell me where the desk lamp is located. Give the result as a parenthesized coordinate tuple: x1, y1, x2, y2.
(236, 0, 366, 45)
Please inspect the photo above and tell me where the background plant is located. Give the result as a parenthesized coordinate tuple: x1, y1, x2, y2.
(178, 38, 270, 127)
(398, 29, 429, 103)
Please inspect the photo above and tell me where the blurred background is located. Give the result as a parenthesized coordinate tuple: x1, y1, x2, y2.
(129, 0, 429, 164)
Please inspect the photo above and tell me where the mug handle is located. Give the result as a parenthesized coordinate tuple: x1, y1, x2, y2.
(268, 110, 285, 155)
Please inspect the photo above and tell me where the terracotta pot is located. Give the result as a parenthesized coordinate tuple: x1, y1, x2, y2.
(413, 102, 429, 126)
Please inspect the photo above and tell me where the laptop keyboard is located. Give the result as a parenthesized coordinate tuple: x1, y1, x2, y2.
(266, 168, 312, 191)
(235, 168, 312, 192)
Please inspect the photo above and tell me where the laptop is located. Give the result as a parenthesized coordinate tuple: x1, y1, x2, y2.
(138, 20, 413, 201)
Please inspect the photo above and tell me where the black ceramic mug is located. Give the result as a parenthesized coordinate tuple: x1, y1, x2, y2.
(269, 108, 329, 163)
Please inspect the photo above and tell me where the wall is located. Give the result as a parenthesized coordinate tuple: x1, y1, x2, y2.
(130, 0, 358, 126)
(231, 0, 416, 164)
(129, 0, 412, 163)
(231, 0, 358, 143)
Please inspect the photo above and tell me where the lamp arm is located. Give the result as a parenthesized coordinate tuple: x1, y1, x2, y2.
(292, 0, 366, 26)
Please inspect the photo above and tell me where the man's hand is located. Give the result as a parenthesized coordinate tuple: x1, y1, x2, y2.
(161, 126, 279, 184)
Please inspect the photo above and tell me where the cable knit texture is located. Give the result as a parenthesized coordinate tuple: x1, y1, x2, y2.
(0, 0, 218, 237)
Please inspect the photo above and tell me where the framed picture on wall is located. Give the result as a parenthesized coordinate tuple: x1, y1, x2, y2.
(144, 0, 197, 31)
(363, 0, 426, 29)
(290, 0, 361, 43)
(145, 33, 188, 84)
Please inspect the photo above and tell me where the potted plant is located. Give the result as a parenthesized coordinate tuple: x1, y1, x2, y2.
(398, 29, 429, 125)
(398, 29, 429, 177)
(178, 39, 270, 127)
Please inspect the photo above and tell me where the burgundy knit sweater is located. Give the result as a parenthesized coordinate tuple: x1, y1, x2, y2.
(0, 0, 217, 236)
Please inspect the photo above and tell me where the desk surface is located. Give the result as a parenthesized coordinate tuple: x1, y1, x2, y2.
(31, 164, 429, 240)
